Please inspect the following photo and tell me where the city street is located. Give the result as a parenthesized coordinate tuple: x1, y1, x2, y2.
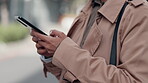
(0, 37, 58, 83)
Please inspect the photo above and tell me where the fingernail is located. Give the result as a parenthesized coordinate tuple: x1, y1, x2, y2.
(49, 30, 53, 35)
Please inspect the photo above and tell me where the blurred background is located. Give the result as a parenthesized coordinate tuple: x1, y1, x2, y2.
(0, 0, 87, 83)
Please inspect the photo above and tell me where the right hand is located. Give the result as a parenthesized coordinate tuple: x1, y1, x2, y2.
(31, 33, 53, 58)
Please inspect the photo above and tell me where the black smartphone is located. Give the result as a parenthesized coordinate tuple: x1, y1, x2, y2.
(15, 16, 47, 35)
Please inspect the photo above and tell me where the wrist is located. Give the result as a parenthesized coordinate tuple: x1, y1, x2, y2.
(40, 55, 52, 63)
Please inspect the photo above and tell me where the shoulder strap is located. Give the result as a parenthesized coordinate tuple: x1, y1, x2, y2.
(110, 2, 129, 66)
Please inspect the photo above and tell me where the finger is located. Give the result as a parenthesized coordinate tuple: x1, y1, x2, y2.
(49, 30, 56, 37)
(44, 53, 53, 58)
(38, 41, 56, 51)
(30, 29, 36, 36)
(47, 53, 54, 57)
(46, 50, 54, 57)
(46, 48, 54, 52)
(50, 30, 65, 38)
(37, 49, 47, 55)
(36, 43, 44, 49)
(33, 31, 51, 42)
(32, 37, 38, 43)
(38, 41, 49, 49)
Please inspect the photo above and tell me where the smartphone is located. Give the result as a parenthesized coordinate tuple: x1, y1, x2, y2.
(15, 16, 47, 35)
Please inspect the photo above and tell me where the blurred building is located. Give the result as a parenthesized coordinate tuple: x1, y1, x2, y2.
(0, 0, 87, 28)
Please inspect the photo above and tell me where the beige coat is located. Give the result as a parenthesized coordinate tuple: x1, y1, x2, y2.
(43, 0, 148, 83)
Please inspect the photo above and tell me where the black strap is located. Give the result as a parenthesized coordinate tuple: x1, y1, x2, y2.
(110, 2, 129, 65)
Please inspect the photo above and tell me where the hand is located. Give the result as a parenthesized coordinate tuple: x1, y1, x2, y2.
(31, 35, 53, 57)
(36, 42, 53, 57)
(31, 30, 67, 57)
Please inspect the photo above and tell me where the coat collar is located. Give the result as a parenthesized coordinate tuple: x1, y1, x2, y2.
(98, 0, 145, 23)
(130, 0, 145, 7)
(98, 0, 126, 23)
(81, 0, 145, 23)
(81, 0, 126, 23)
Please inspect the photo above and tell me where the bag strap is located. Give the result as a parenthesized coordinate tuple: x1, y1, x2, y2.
(110, 2, 129, 66)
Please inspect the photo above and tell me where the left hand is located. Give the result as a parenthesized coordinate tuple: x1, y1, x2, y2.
(31, 30, 67, 55)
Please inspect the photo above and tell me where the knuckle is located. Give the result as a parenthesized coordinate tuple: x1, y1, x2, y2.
(32, 37, 38, 42)
(60, 32, 65, 37)
(32, 37, 34, 41)
(36, 43, 41, 48)
(32, 37, 35, 41)
(37, 50, 41, 54)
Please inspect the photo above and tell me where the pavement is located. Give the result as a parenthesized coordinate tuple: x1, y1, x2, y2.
(0, 36, 58, 83)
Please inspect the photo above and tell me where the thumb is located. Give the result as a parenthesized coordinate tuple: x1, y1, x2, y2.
(50, 30, 65, 38)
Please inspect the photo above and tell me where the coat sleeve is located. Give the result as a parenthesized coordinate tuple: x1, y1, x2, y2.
(52, 7, 148, 83)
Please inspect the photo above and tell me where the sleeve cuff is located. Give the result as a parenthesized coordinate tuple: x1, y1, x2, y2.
(52, 37, 80, 82)
(63, 71, 77, 82)
(40, 55, 52, 63)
